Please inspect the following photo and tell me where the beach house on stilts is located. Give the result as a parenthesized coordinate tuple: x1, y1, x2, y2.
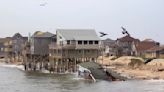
(24, 31, 56, 71)
(49, 29, 101, 73)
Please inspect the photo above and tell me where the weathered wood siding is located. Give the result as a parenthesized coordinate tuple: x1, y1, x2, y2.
(32, 37, 52, 55)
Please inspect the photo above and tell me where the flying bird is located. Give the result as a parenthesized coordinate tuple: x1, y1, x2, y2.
(122, 30, 128, 34)
(99, 32, 108, 37)
(121, 26, 126, 32)
(121, 26, 130, 36)
(40, 2, 47, 6)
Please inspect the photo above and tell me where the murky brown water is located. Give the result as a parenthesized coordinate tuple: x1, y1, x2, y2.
(0, 65, 164, 92)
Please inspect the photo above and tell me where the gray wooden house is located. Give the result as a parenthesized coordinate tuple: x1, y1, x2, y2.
(25, 31, 56, 71)
(49, 29, 101, 73)
(30, 31, 56, 55)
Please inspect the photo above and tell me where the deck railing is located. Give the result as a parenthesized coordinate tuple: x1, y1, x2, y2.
(49, 43, 102, 49)
(49, 44, 76, 49)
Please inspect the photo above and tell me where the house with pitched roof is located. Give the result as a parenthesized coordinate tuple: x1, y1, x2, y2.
(116, 35, 140, 56)
(30, 31, 56, 55)
(11, 33, 28, 62)
(24, 31, 56, 71)
(49, 29, 101, 73)
(3, 33, 28, 62)
(132, 39, 160, 57)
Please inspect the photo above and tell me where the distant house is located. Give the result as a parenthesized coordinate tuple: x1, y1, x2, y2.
(49, 29, 101, 73)
(0, 38, 11, 58)
(132, 39, 160, 57)
(11, 33, 28, 62)
(3, 37, 12, 62)
(145, 46, 164, 59)
(3, 33, 28, 62)
(102, 38, 118, 56)
(116, 35, 140, 56)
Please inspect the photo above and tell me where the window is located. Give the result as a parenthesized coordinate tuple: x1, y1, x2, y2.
(78, 41, 82, 44)
(89, 41, 93, 44)
(59, 36, 62, 39)
(84, 41, 88, 45)
(67, 40, 70, 45)
(95, 41, 99, 44)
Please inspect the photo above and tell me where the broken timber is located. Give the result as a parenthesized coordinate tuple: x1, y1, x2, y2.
(78, 62, 129, 81)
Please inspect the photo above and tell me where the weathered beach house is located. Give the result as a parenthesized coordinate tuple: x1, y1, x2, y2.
(3, 33, 27, 62)
(49, 29, 101, 73)
(116, 35, 140, 56)
(132, 39, 160, 58)
(11, 33, 28, 62)
(24, 31, 56, 71)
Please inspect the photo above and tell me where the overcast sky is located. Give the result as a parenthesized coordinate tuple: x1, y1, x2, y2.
(0, 0, 164, 44)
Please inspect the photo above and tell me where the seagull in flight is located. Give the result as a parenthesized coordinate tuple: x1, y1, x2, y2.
(121, 26, 130, 36)
(121, 26, 126, 32)
(40, 2, 47, 6)
(99, 32, 108, 37)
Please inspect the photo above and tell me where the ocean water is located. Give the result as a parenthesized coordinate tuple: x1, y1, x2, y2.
(0, 64, 164, 92)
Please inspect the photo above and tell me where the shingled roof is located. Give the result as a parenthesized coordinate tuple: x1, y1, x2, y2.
(32, 31, 55, 38)
(12, 33, 23, 38)
(135, 41, 157, 52)
(57, 29, 100, 40)
(117, 35, 140, 42)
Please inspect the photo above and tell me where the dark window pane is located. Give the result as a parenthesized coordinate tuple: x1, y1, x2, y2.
(95, 41, 99, 44)
(89, 41, 93, 44)
(78, 41, 82, 44)
(67, 40, 70, 44)
(84, 41, 88, 45)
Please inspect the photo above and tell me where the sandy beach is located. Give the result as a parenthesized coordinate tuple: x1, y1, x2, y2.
(98, 56, 164, 80)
